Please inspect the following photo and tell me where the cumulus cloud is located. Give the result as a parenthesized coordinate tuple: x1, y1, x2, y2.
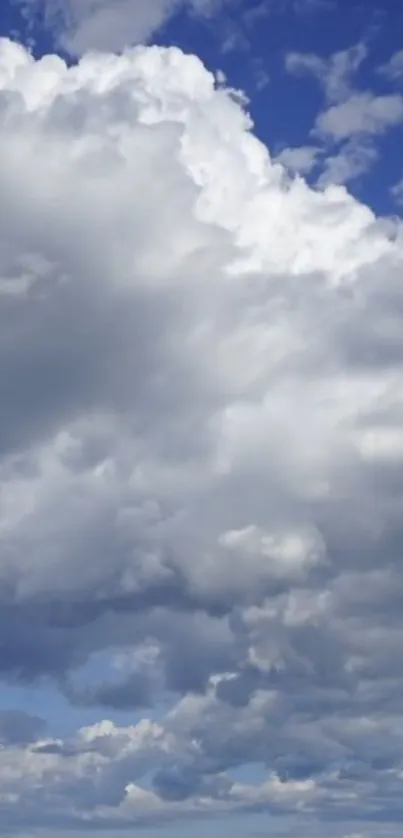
(1, 34, 403, 837)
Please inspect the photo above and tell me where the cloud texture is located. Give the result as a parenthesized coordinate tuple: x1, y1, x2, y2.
(1, 35, 403, 836)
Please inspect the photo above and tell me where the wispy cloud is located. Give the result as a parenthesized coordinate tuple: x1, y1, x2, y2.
(314, 91, 403, 140)
(378, 48, 403, 83)
(285, 42, 368, 103)
(391, 175, 403, 207)
(316, 138, 378, 187)
(285, 41, 403, 187)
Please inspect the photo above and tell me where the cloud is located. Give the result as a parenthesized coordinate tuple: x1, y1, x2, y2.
(285, 43, 367, 104)
(251, 58, 270, 91)
(65, 671, 154, 710)
(17, 0, 227, 55)
(378, 48, 403, 83)
(391, 176, 403, 207)
(275, 144, 322, 175)
(0, 710, 47, 745)
(1, 35, 403, 837)
(284, 43, 389, 186)
(316, 138, 378, 187)
(314, 92, 403, 140)
(0, 715, 330, 830)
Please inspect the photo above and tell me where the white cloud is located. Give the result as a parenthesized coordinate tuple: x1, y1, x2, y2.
(18, 0, 226, 54)
(379, 48, 403, 83)
(2, 36, 403, 837)
(275, 144, 322, 175)
(284, 43, 388, 185)
(251, 57, 270, 91)
(316, 139, 378, 187)
(285, 43, 367, 104)
(391, 175, 403, 207)
(314, 91, 403, 140)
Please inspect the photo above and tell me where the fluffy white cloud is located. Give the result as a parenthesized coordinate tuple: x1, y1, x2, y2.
(1, 34, 403, 837)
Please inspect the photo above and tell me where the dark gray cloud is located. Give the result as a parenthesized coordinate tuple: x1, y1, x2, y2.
(65, 672, 154, 710)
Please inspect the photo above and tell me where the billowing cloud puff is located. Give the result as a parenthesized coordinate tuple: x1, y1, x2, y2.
(1, 35, 403, 836)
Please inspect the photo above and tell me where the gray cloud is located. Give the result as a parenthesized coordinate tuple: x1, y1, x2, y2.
(0, 710, 46, 745)
(1, 35, 403, 838)
(379, 48, 403, 84)
(65, 672, 154, 710)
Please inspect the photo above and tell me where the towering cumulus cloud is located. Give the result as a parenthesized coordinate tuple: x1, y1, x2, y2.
(1, 35, 403, 837)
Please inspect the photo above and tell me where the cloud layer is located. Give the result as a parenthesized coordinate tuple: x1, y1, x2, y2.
(1, 35, 403, 836)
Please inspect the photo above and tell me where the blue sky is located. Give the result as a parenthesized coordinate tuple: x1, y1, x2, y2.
(1, 1, 403, 837)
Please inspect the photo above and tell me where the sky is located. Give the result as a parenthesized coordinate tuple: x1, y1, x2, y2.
(1, 1, 403, 837)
